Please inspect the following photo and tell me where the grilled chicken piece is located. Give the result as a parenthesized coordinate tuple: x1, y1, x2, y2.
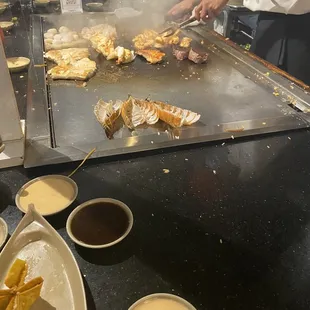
(133, 29, 180, 49)
(154, 101, 200, 127)
(44, 48, 90, 65)
(132, 29, 158, 50)
(47, 58, 97, 80)
(107, 46, 135, 64)
(179, 37, 192, 48)
(136, 49, 165, 64)
(81, 24, 117, 40)
(81, 24, 117, 58)
(188, 48, 209, 64)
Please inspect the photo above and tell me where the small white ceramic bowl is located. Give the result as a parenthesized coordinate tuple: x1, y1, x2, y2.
(0, 2, 9, 14)
(15, 175, 78, 216)
(34, 0, 50, 7)
(7, 57, 30, 72)
(129, 293, 196, 310)
(0, 217, 8, 250)
(86, 2, 103, 11)
(0, 21, 14, 31)
(66, 198, 133, 249)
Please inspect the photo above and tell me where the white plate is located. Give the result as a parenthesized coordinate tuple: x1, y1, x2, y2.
(0, 217, 8, 250)
(0, 207, 87, 310)
(7, 57, 30, 72)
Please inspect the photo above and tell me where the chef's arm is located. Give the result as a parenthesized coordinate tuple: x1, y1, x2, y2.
(194, 0, 229, 20)
(167, 0, 200, 17)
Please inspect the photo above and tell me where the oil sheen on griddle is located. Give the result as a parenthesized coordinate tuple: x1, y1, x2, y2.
(71, 202, 129, 245)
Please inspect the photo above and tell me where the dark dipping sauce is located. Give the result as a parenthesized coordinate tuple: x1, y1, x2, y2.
(70, 202, 130, 245)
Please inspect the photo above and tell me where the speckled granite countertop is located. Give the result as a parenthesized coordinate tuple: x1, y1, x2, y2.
(2, 3, 310, 310)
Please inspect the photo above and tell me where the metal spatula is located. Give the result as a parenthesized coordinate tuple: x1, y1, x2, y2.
(159, 15, 197, 37)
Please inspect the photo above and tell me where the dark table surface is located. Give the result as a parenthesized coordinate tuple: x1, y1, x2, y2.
(2, 3, 310, 310)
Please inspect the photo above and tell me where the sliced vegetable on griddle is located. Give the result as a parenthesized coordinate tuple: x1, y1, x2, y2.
(121, 96, 146, 129)
(94, 96, 200, 134)
(154, 101, 200, 128)
(94, 99, 122, 131)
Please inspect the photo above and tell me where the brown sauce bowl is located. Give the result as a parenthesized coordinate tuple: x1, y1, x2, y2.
(66, 198, 133, 249)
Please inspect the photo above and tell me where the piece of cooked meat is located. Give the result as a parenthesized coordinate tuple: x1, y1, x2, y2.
(136, 49, 165, 64)
(47, 58, 97, 80)
(172, 45, 190, 61)
(179, 37, 192, 48)
(44, 48, 90, 65)
(188, 48, 209, 64)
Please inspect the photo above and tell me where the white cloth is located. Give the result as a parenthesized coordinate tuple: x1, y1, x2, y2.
(243, 0, 310, 14)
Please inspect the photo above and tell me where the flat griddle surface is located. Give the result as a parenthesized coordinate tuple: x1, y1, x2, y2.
(42, 14, 304, 148)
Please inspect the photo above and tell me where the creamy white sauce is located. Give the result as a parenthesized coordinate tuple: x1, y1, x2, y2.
(133, 298, 189, 310)
(7, 57, 30, 69)
(19, 177, 76, 215)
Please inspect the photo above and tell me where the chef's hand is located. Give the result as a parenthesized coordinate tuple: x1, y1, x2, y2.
(195, 0, 229, 20)
(167, 0, 195, 17)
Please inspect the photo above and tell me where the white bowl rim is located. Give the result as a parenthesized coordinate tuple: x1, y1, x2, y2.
(15, 174, 78, 216)
(0, 217, 8, 249)
(128, 293, 197, 310)
(86, 2, 104, 6)
(66, 198, 134, 249)
(7, 57, 31, 69)
(0, 21, 14, 27)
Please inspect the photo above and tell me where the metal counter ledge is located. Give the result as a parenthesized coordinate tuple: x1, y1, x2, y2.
(2, 3, 310, 310)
